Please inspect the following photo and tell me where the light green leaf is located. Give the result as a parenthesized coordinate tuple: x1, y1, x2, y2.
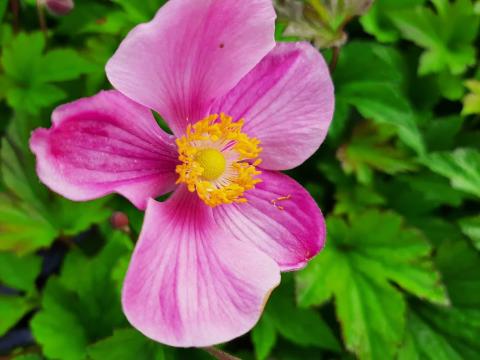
(462, 79, 480, 115)
(0, 295, 34, 337)
(88, 328, 167, 360)
(0, 32, 94, 113)
(420, 148, 480, 198)
(251, 316, 277, 360)
(391, 0, 480, 75)
(0, 252, 42, 292)
(360, 0, 427, 43)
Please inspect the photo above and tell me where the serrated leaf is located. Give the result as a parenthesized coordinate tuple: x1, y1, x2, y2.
(297, 212, 448, 359)
(391, 0, 480, 75)
(87, 328, 167, 360)
(360, 0, 427, 43)
(420, 148, 480, 198)
(0, 32, 93, 113)
(399, 237, 480, 360)
(0, 251, 41, 292)
(0, 295, 34, 337)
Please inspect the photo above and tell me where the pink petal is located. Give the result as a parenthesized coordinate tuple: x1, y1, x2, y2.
(106, 0, 276, 136)
(211, 42, 334, 170)
(213, 171, 326, 271)
(122, 187, 280, 347)
(30, 90, 178, 210)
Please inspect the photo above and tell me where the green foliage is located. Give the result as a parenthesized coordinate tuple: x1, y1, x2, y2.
(0, 32, 94, 114)
(392, 0, 479, 76)
(87, 328, 169, 360)
(420, 148, 480, 198)
(360, 0, 427, 43)
(333, 41, 425, 154)
(31, 229, 132, 360)
(297, 211, 448, 359)
(463, 79, 480, 115)
(0, 1, 479, 360)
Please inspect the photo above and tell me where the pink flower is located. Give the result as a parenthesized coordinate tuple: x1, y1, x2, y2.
(30, 0, 334, 347)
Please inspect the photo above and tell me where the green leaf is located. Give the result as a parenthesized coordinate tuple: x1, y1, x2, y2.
(0, 194, 58, 255)
(420, 148, 480, 198)
(31, 230, 132, 360)
(0, 0, 8, 22)
(36, 49, 95, 83)
(462, 79, 480, 115)
(31, 279, 90, 360)
(297, 212, 448, 359)
(251, 316, 277, 360)
(0, 295, 34, 337)
(266, 277, 340, 352)
(360, 0, 427, 43)
(399, 238, 480, 360)
(0, 32, 94, 113)
(88, 328, 167, 360)
(436, 238, 480, 307)
(458, 215, 480, 251)
(0, 252, 41, 292)
(334, 42, 425, 154)
(338, 122, 418, 184)
(391, 0, 480, 75)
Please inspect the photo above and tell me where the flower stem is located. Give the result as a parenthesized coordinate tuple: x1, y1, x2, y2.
(202, 347, 241, 360)
(36, 0, 48, 38)
(9, 0, 19, 33)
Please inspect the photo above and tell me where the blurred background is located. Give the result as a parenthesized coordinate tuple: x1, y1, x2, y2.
(0, 0, 479, 359)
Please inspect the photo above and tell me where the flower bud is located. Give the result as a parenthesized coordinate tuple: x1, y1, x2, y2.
(44, 0, 74, 16)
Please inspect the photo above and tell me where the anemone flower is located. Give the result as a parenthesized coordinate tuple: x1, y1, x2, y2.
(30, 0, 334, 347)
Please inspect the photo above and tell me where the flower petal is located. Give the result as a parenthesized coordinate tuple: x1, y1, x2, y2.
(211, 42, 334, 170)
(30, 90, 178, 210)
(122, 187, 280, 347)
(106, 0, 276, 136)
(213, 171, 326, 271)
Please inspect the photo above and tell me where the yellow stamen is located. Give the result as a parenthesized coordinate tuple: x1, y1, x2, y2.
(175, 113, 262, 207)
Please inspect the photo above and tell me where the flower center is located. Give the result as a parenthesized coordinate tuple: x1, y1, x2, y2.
(194, 148, 226, 181)
(175, 113, 262, 207)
